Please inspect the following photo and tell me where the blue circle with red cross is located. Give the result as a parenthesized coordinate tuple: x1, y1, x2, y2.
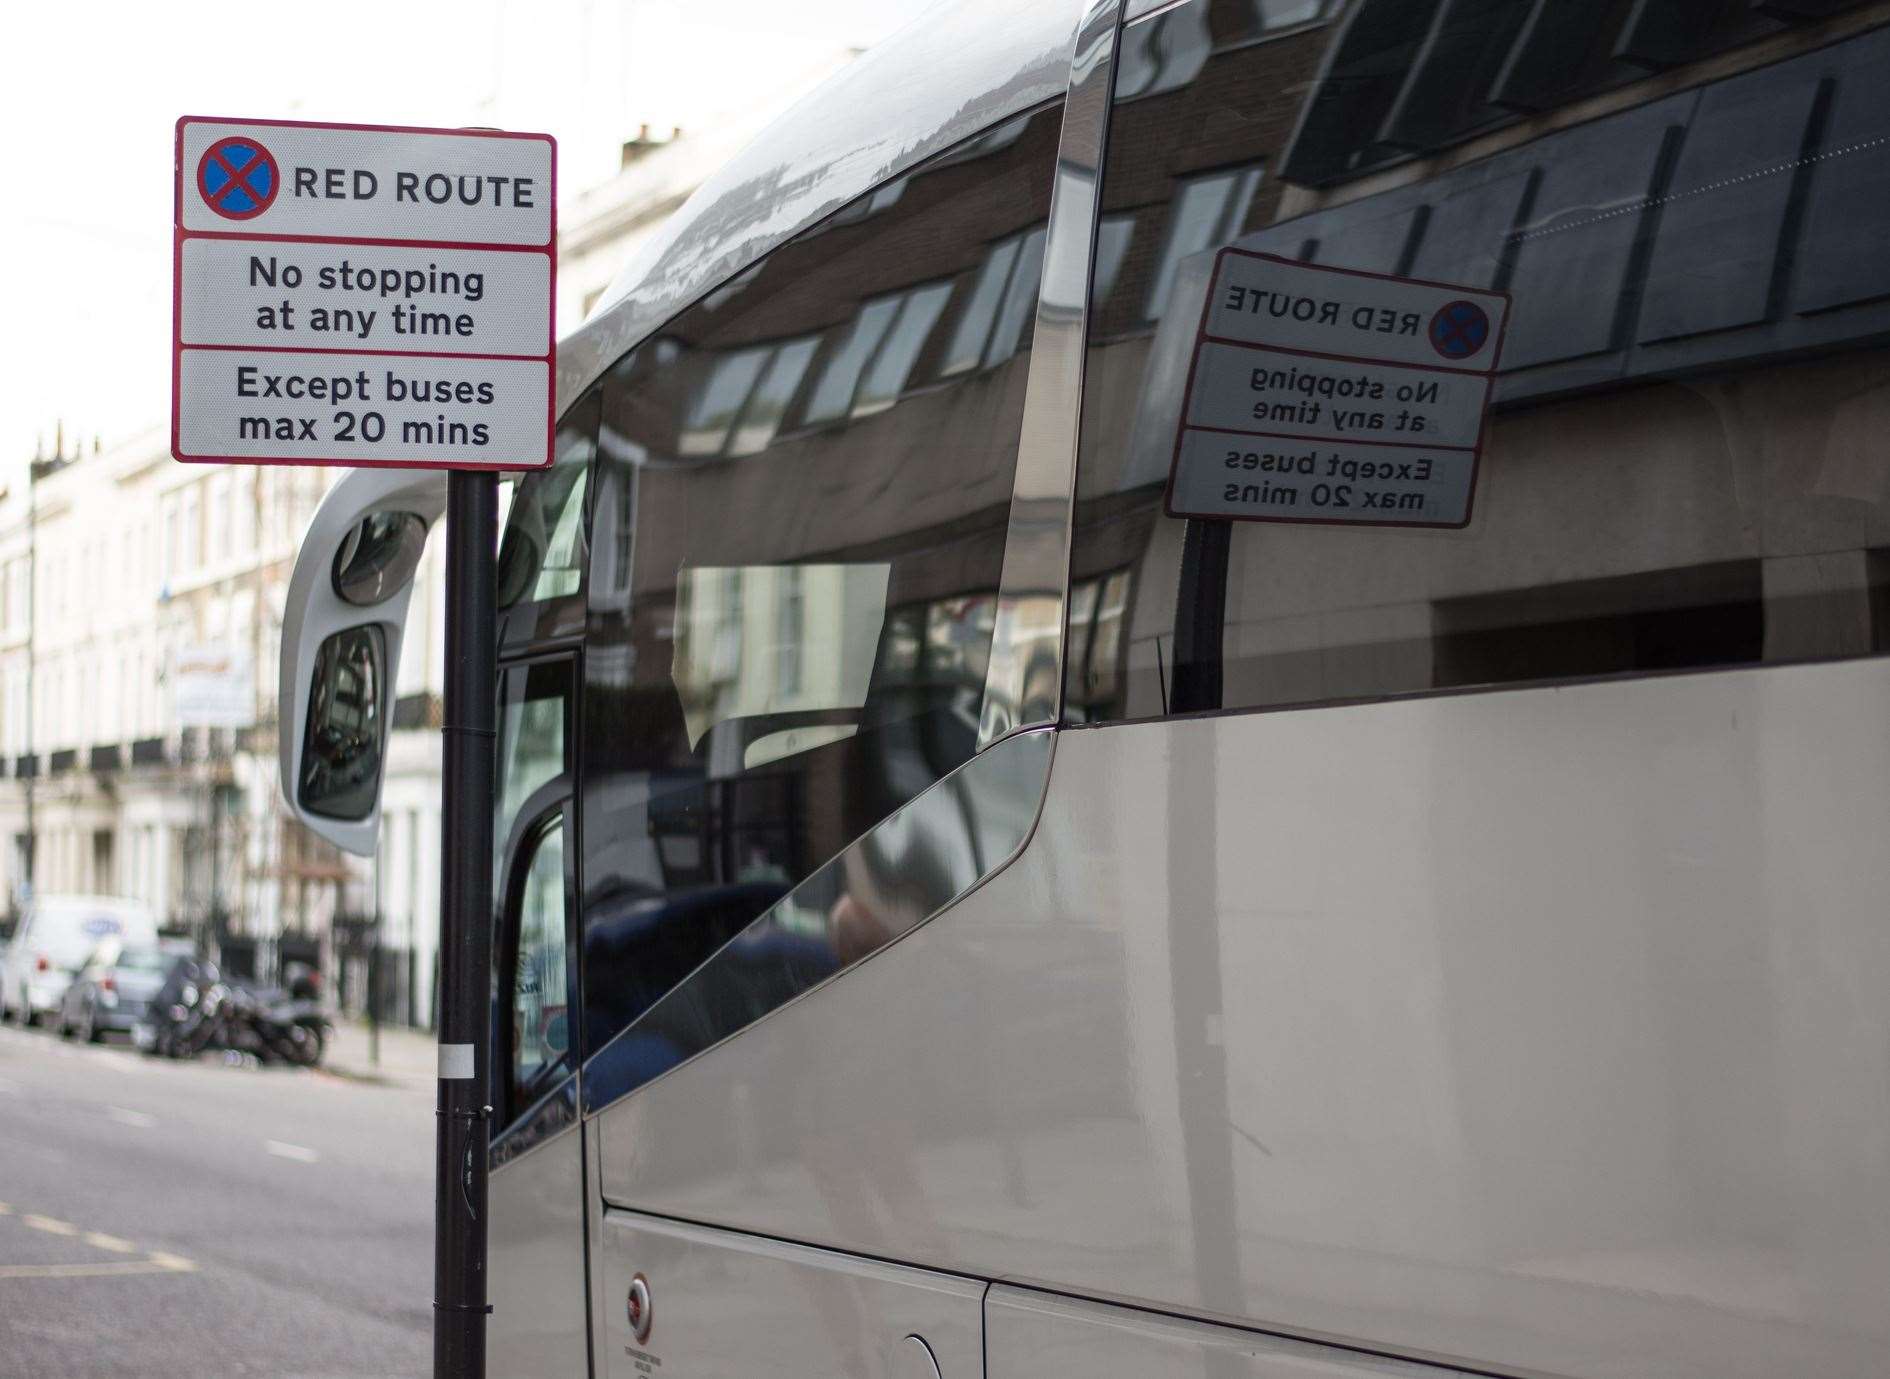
(197, 136, 280, 220)
(1428, 299, 1490, 360)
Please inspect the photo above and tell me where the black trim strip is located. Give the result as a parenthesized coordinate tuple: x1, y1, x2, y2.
(490, 1072, 579, 1170)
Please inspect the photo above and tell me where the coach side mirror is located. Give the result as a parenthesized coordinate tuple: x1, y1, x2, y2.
(299, 625, 387, 821)
(280, 469, 447, 855)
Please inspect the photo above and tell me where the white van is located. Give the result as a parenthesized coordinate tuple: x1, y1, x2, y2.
(0, 895, 161, 1027)
(274, 1, 1890, 1375)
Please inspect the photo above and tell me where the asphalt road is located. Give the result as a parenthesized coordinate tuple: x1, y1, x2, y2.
(0, 1021, 432, 1378)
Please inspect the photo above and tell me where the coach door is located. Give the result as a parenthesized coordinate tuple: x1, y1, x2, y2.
(569, 70, 1079, 1378)
(487, 395, 595, 1376)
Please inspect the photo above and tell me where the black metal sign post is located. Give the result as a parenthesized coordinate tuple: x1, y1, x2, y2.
(434, 469, 499, 1377)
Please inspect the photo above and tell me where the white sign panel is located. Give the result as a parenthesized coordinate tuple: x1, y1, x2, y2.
(178, 240, 551, 356)
(1186, 342, 1491, 448)
(177, 352, 551, 465)
(172, 117, 555, 471)
(1166, 249, 1510, 529)
(173, 643, 255, 728)
(1203, 254, 1508, 369)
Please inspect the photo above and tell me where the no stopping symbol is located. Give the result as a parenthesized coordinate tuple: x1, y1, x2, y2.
(198, 136, 279, 220)
(1429, 299, 1489, 361)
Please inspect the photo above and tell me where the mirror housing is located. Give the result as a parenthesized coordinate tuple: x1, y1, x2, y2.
(279, 469, 447, 855)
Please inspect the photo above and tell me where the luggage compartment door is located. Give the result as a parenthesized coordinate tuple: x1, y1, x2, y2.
(987, 1285, 1487, 1379)
(601, 1210, 982, 1379)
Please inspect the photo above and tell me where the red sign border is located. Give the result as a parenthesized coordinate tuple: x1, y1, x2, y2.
(1163, 247, 1513, 532)
(171, 115, 557, 473)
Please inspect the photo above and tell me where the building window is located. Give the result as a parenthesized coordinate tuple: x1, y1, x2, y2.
(680, 346, 773, 456)
(728, 338, 820, 456)
(1239, 0, 1330, 40)
(208, 474, 229, 563)
(938, 228, 1048, 376)
(852, 282, 954, 417)
(1116, 4, 1211, 102)
(162, 498, 179, 584)
(180, 488, 201, 575)
(1091, 214, 1137, 310)
(1143, 163, 1264, 322)
(802, 296, 904, 425)
(92, 830, 114, 892)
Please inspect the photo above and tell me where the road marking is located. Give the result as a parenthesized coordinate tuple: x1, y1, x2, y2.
(105, 1106, 156, 1128)
(1, 1208, 199, 1281)
(265, 1139, 320, 1163)
(0, 1259, 197, 1280)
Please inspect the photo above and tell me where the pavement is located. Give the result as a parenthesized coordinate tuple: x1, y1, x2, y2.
(322, 1016, 439, 1090)
(0, 1019, 433, 1378)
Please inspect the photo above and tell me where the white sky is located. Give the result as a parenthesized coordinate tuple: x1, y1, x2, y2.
(0, 0, 940, 486)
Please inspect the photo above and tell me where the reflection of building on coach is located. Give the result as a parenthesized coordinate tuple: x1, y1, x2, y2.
(1074, 0, 1890, 718)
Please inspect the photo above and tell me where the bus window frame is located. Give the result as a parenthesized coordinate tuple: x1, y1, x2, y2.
(492, 648, 582, 1145)
(497, 389, 599, 654)
(495, 782, 578, 1134)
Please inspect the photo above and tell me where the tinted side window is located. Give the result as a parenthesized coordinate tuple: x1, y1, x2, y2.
(505, 816, 571, 1121)
(495, 660, 570, 850)
(497, 389, 598, 648)
(1068, 0, 1890, 724)
(579, 102, 1062, 1059)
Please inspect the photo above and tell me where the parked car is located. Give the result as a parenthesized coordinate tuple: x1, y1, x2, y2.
(0, 895, 160, 1027)
(57, 938, 172, 1043)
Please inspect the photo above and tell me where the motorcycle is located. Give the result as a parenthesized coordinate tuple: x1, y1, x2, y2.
(138, 957, 330, 1068)
(138, 957, 226, 1058)
(227, 976, 330, 1067)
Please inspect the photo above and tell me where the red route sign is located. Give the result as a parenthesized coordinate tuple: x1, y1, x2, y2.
(172, 116, 557, 472)
(1165, 248, 1511, 530)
